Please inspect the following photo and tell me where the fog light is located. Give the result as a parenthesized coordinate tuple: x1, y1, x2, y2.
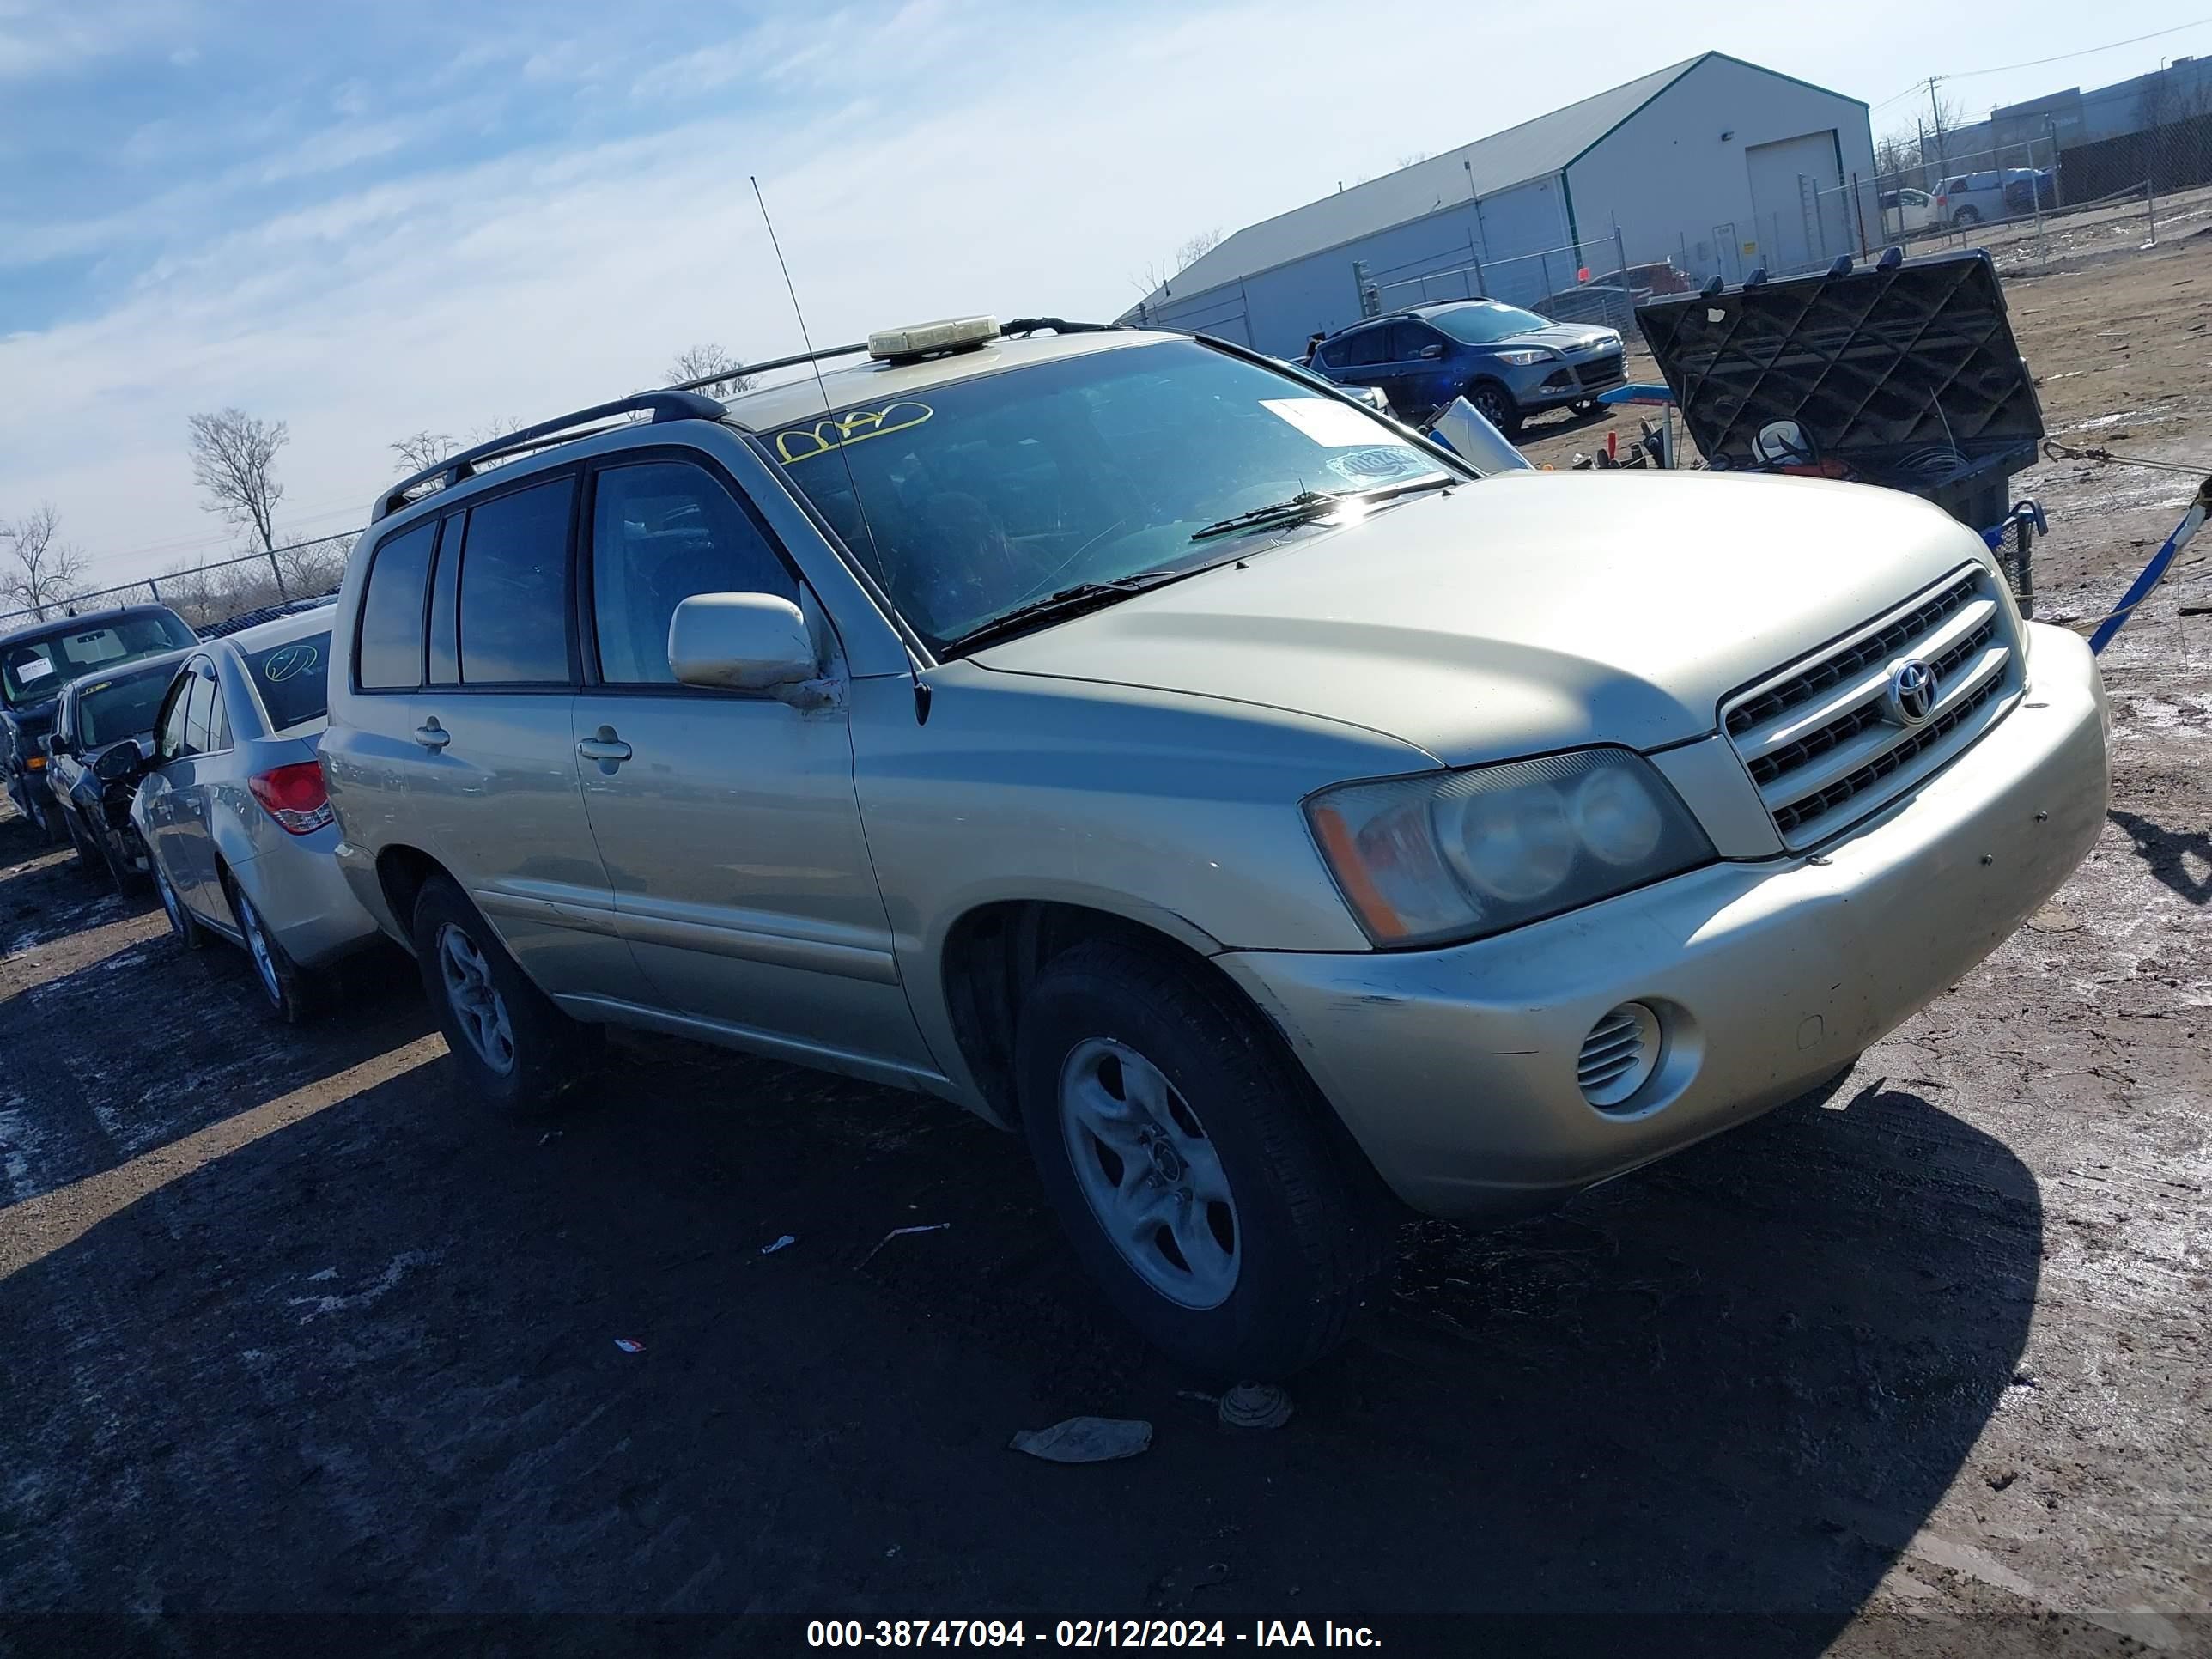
(1578, 1002, 1661, 1109)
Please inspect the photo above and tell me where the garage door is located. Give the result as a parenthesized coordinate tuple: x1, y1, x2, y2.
(1745, 131, 1840, 272)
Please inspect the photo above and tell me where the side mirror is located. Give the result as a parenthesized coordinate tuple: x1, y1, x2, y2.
(94, 743, 143, 787)
(1418, 343, 1444, 361)
(668, 593, 820, 696)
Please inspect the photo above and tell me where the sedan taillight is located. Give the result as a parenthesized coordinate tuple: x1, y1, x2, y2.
(249, 761, 332, 835)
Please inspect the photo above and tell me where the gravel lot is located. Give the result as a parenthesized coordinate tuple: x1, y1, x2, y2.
(3, 237, 2207, 1654)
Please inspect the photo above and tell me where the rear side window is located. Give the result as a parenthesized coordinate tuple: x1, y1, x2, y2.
(357, 520, 437, 690)
(182, 670, 218, 755)
(244, 631, 333, 731)
(1342, 328, 1389, 368)
(458, 477, 574, 686)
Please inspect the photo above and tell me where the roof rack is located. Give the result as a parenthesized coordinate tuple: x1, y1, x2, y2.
(373, 391, 729, 521)
(378, 319, 1123, 522)
(666, 343, 868, 392)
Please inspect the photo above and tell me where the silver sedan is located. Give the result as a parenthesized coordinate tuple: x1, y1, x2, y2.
(125, 606, 384, 1021)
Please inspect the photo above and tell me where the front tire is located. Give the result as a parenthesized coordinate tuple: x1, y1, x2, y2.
(153, 859, 205, 949)
(1014, 939, 1392, 1382)
(1467, 381, 1522, 439)
(62, 806, 101, 874)
(410, 874, 600, 1117)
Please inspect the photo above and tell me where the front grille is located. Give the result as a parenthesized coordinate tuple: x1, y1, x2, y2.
(1575, 353, 1625, 390)
(1722, 567, 2020, 849)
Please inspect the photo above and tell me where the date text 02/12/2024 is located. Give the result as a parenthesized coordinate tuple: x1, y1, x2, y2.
(805, 1620, 1381, 1648)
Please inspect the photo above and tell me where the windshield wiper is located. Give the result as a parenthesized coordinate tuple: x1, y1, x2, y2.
(1188, 473, 1459, 544)
(1188, 489, 1338, 543)
(938, 567, 1201, 655)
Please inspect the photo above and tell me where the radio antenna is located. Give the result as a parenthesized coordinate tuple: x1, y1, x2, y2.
(750, 175, 930, 724)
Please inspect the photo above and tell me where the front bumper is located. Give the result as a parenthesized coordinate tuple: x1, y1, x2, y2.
(1219, 623, 2108, 1220)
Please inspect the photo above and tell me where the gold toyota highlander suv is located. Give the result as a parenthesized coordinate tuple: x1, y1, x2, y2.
(321, 315, 2109, 1379)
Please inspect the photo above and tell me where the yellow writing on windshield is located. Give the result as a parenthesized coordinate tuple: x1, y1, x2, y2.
(775, 401, 933, 465)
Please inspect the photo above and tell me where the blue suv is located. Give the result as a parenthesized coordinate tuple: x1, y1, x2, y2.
(1308, 300, 1624, 435)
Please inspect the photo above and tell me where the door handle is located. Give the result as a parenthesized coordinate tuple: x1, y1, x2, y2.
(576, 728, 632, 764)
(414, 720, 451, 750)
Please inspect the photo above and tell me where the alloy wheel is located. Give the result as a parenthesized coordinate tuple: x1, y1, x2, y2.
(237, 894, 283, 1008)
(436, 922, 517, 1075)
(1057, 1037, 1241, 1310)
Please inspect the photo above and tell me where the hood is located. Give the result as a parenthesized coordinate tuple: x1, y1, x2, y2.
(6, 697, 58, 738)
(1503, 324, 1615, 354)
(972, 471, 1992, 765)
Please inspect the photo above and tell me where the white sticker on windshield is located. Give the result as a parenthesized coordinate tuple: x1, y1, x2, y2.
(16, 659, 54, 683)
(1261, 398, 1394, 448)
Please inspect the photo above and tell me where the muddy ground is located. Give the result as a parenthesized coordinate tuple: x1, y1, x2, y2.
(2, 240, 2208, 1656)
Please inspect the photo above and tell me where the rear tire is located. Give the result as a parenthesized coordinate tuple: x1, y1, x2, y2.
(1953, 206, 1981, 226)
(1014, 939, 1393, 1382)
(410, 873, 600, 1118)
(227, 876, 314, 1025)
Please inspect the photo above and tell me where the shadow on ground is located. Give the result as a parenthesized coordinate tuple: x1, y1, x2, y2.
(1, 1041, 2038, 1646)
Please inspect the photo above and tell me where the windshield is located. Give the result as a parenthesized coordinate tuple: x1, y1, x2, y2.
(766, 339, 1448, 652)
(1, 612, 197, 709)
(1426, 303, 1553, 344)
(242, 629, 332, 732)
(77, 663, 178, 749)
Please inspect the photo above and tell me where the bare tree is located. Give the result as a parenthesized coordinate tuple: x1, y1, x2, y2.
(390, 430, 459, 473)
(1875, 129, 1920, 186)
(1395, 150, 1431, 169)
(665, 344, 754, 397)
(1, 504, 88, 620)
(187, 408, 288, 552)
(1132, 227, 1225, 298)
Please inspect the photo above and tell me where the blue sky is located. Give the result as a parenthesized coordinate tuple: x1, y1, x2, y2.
(4, 0, 2209, 586)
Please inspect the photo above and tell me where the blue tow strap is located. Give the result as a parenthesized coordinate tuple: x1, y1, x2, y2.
(2090, 479, 2212, 656)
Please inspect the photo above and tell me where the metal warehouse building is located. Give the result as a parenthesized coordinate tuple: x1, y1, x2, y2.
(1128, 52, 1875, 358)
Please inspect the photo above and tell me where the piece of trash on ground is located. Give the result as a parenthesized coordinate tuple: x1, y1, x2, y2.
(761, 1234, 797, 1255)
(538, 1131, 562, 1146)
(612, 1338, 645, 1353)
(1009, 1416, 1152, 1463)
(856, 1221, 951, 1269)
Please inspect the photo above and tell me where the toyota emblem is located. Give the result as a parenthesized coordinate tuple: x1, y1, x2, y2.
(1885, 659, 1937, 726)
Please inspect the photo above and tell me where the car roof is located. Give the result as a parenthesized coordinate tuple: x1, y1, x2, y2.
(719, 329, 1168, 432)
(60, 646, 193, 696)
(0, 602, 185, 650)
(219, 604, 337, 657)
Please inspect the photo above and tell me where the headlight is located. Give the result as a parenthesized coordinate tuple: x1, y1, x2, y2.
(1305, 748, 1715, 947)
(1494, 349, 1557, 367)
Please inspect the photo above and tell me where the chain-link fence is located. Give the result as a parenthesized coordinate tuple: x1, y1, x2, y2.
(0, 531, 359, 634)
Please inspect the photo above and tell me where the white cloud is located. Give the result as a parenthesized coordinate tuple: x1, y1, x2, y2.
(3, 0, 2113, 582)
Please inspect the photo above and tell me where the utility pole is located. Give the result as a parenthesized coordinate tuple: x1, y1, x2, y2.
(1925, 76, 1948, 167)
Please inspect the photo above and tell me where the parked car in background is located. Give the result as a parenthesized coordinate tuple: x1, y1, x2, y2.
(42, 647, 194, 889)
(2003, 169, 2057, 214)
(321, 313, 2106, 1379)
(1309, 299, 1624, 433)
(1933, 168, 2051, 226)
(1589, 261, 1695, 298)
(1, 604, 198, 842)
(118, 606, 382, 1021)
(1531, 283, 1637, 335)
(1880, 187, 1937, 236)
